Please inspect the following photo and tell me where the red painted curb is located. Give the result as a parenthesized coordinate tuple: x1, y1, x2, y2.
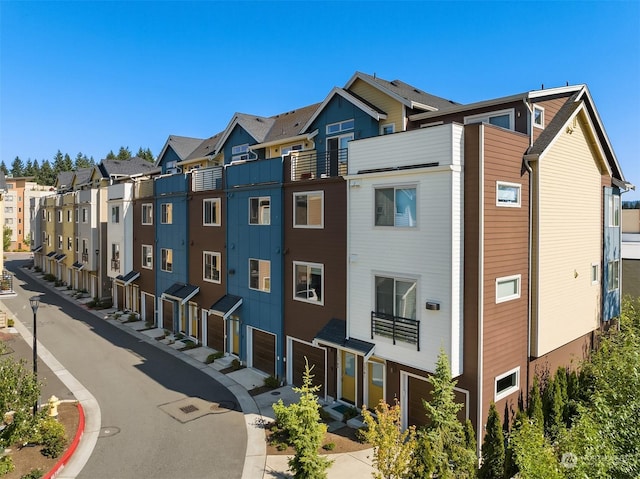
(43, 402, 85, 479)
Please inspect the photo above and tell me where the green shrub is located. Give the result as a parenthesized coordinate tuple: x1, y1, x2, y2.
(205, 351, 224, 364)
(231, 358, 242, 370)
(264, 375, 279, 389)
(7, 318, 14, 327)
(20, 468, 44, 479)
(43, 273, 56, 282)
(342, 406, 359, 422)
(127, 313, 139, 322)
(0, 455, 14, 475)
(39, 417, 66, 458)
(322, 442, 336, 451)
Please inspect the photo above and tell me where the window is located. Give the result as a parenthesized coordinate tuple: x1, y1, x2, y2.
(380, 123, 395, 135)
(609, 195, 620, 227)
(111, 206, 120, 223)
(203, 251, 221, 283)
(375, 187, 417, 227)
(58, 210, 62, 222)
(111, 243, 120, 271)
(533, 105, 545, 128)
(47, 211, 51, 222)
(608, 260, 619, 291)
(294, 262, 323, 304)
(142, 203, 153, 225)
(375, 276, 417, 319)
(496, 182, 521, 207)
(142, 245, 153, 269)
(5, 195, 13, 201)
(161, 248, 173, 272)
(464, 108, 515, 130)
(496, 274, 521, 303)
(281, 144, 303, 156)
(67, 210, 72, 222)
(42, 210, 46, 219)
(82, 208, 87, 223)
(4, 218, 12, 225)
(67, 237, 72, 251)
(495, 367, 520, 401)
(75, 237, 79, 253)
(82, 239, 88, 256)
(326, 119, 354, 135)
(232, 144, 249, 162)
(249, 197, 270, 225)
(203, 198, 220, 226)
(75, 208, 79, 223)
(4, 207, 13, 213)
(293, 191, 323, 228)
(249, 259, 270, 292)
(591, 263, 599, 284)
(58, 235, 62, 249)
(161, 203, 173, 224)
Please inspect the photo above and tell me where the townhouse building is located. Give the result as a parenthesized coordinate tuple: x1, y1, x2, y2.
(622, 207, 640, 297)
(31, 73, 631, 439)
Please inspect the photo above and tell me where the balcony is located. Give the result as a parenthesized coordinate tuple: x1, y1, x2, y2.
(371, 311, 420, 350)
(82, 252, 89, 262)
(111, 259, 120, 271)
(284, 149, 348, 182)
(191, 166, 222, 192)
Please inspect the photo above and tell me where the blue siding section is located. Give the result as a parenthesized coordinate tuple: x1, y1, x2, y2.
(157, 146, 181, 174)
(222, 125, 265, 165)
(309, 96, 380, 147)
(155, 174, 190, 320)
(603, 186, 621, 320)
(225, 157, 284, 375)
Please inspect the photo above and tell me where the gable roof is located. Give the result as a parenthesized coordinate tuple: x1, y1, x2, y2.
(54, 171, 74, 190)
(183, 131, 225, 162)
(155, 135, 203, 167)
(70, 167, 94, 188)
(345, 71, 459, 112)
(300, 87, 388, 134)
(213, 113, 276, 157)
(100, 157, 159, 179)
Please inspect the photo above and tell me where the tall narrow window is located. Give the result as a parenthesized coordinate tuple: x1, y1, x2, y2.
(161, 203, 173, 224)
(203, 251, 221, 283)
(161, 248, 173, 272)
(608, 260, 619, 291)
(249, 259, 270, 292)
(111, 206, 120, 223)
(142, 203, 153, 225)
(249, 197, 270, 225)
(203, 198, 221, 226)
(609, 195, 620, 227)
(142, 245, 153, 269)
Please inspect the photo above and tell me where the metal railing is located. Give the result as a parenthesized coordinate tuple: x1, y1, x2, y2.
(82, 252, 89, 262)
(285, 149, 348, 182)
(1, 270, 13, 292)
(371, 311, 420, 350)
(191, 166, 222, 192)
(111, 259, 120, 271)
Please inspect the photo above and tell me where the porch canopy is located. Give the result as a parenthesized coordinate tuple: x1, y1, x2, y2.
(32, 245, 43, 253)
(72, 261, 85, 270)
(115, 270, 140, 286)
(54, 254, 66, 262)
(209, 295, 243, 319)
(46, 251, 56, 258)
(161, 282, 199, 305)
(314, 318, 376, 361)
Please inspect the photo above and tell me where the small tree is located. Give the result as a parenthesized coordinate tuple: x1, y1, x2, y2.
(527, 377, 544, 429)
(3, 226, 12, 251)
(508, 416, 563, 479)
(479, 403, 504, 479)
(362, 399, 416, 479)
(272, 358, 332, 478)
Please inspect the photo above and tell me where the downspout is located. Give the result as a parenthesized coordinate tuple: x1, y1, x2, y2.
(476, 124, 485, 452)
(523, 96, 535, 403)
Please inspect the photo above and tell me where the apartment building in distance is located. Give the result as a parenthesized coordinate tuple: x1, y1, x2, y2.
(30, 73, 632, 439)
(622, 206, 640, 298)
(3, 176, 52, 251)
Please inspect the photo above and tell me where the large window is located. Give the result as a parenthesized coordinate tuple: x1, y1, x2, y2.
(161, 203, 173, 224)
(375, 187, 417, 227)
(608, 260, 619, 291)
(142, 245, 153, 269)
(495, 367, 520, 401)
(293, 191, 323, 228)
(142, 203, 153, 225)
(249, 197, 270, 225)
(203, 251, 221, 283)
(464, 108, 515, 130)
(203, 198, 221, 226)
(111, 206, 120, 223)
(326, 119, 354, 134)
(249, 259, 270, 292)
(375, 276, 417, 320)
(161, 248, 173, 272)
(496, 182, 521, 207)
(496, 274, 521, 303)
(293, 262, 323, 304)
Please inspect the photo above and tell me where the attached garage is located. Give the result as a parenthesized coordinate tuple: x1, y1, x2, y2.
(290, 339, 326, 397)
(251, 328, 276, 377)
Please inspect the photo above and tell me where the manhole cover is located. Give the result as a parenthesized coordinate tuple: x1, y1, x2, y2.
(180, 404, 199, 414)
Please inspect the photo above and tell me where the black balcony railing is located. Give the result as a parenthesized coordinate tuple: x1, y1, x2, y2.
(285, 148, 348, 182)
(1, 270, 13, 292)
(82, 252, 89, 262)
(111, 259, 120, 271)
(371, 311, 420, 350)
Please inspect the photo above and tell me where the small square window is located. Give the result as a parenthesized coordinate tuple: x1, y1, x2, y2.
(293, 191, 323, 228)
(496, 274, 521, 303)
(375, 187, 417, 227)
(533, 106, 545, 128)
(495, 367, 520, 401)
(496, 182, 521, 207)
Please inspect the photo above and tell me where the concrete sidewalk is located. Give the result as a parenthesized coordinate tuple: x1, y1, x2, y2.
(2, 259, 374, 479)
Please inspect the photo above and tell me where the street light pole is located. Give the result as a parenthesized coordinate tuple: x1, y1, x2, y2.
(29, 295, 41, 417)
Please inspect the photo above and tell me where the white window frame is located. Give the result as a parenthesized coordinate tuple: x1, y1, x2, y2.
(161, 203, 173, 224)
(67, 209, 72, 222)
(495, 366, 520, 401)
(464, 108, 515, 130)
(533, 105, 545, 129)
(249, 258, 270, 293)
(232, 144, 249, 162)
(203, 198, 221, 226)
(67, 237, 73, 251)
(203, 251, 221, 283)
(293, 191, 324, 229)
(374, 185, 418, 228)
(111, 205, 120, 224)
(57, 210, 62, 223)
(591, 263, 599, 285)
(326, 119, 354, 135)
(496, 181, 521, 208)
(293, 261, 324, 305)
(161, 248, 173, 272)
(496, 274, 521, 303)
(609, 195, 620, 227)
(249, 196, 270, 225)
(607, 260, 619, 292)
(58, 235, 63, 249)
(380, 123, 395, 135)
(142, 203, 153, 225)
(142, 244, 153, 270)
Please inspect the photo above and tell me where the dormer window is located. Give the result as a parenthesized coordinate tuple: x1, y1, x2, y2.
(533, 106, 545, 129)
(232, 144, 249, 162)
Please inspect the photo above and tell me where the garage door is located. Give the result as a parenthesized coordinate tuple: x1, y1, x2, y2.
(144, 293, 155, 324)
(291, 340, 326, 396)
(252, 329, 276, 376)
(162, 299, 174, 331)
(206, 313, 225, 351)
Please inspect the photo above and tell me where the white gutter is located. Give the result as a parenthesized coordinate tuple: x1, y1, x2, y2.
(477, 123, 485, 451)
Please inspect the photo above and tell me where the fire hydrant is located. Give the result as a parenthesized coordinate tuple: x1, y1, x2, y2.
(48, 395, 61, 419)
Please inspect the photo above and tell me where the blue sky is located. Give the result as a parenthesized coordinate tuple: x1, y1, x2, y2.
(1, 1, 639, 199)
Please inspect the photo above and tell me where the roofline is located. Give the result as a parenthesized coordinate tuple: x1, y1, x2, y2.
(300, 87, 387, 134)
(345, 71, 423, 110)
(213, 113, 268, 158)
(409, 84, 585, 122)
(248, 130, 319, 151)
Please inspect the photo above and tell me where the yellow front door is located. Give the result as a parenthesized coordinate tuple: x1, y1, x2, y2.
(230, 315, 240, 356)
(189, 303, 199, 341)
(341, 351, 356, 404)
(367, 360, 384, 409)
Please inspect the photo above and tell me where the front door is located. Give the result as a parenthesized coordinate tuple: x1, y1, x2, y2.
(341, 350, 356, 404)
(327, 134, 353, 176)
(367, 360, 385, 409)
(229, 315, 240, 357)
(189, 302, 199, 341)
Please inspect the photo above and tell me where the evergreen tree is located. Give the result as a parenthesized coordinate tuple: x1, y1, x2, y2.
(10, 156, 24, 177)
(23, 159, 34, 177)
(543, 375, 564, 440)
(527, 377, 544, 430)
(116, 146, 132, 160)
(52, 150, 65, 174)
(32, 159, 41, 181)
(3, 226, 12, 251)
(479, 403, 505, 479)
(37, 160, 55, 186)
(74, 152, 93, 169)
(0, 161, 7, 175)
(362, 399, 416, 479)
(105, 150, 116, 160)
(62, 153, 73, 171)
(136, 147, 155, 163)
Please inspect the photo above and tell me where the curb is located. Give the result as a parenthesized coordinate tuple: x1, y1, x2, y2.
(43, 401, 85, 479)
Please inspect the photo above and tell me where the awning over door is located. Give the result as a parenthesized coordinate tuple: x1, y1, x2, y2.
(115, 270, 140, 286)
(161, 282, 200, 304)
(209, 295, 243, 319)
(72, 261, 85, 270)
(32, 245, 43, 253)
(54, 254, 66, 262)
(46, 251, 56, 258)
(314, 318, 375, 360)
